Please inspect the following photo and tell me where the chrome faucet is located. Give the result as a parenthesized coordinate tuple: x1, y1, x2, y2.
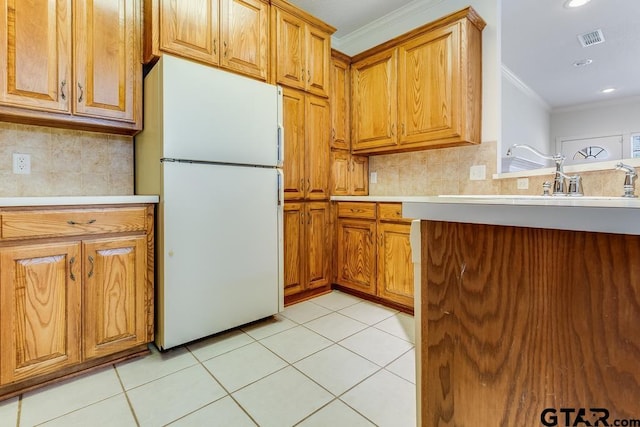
(615, 162, 637, 198)
(506, 144, 568, 195)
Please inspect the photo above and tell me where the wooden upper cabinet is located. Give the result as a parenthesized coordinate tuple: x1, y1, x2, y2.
(273, 8, 305, 90)
(272, 1, 334, 97)
(220, 0, 269, 80)
(351, 7, 485, 154)
(330, 51, 350, 150)
(84, 236, 148, 360)
(0, 0, 141, 133)
(304, 25, 330, 97)
(0, 0, 71, 112)
(160, 0, 220, 65)
(330, 151, 368, 196)
(0, 242, 82, 385)
(74, 0, 139, 123)
(351, 48, 397, 152)
(398, 22, 460, 146)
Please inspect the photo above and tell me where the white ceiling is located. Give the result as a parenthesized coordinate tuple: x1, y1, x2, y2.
(285, 0, 640, 110)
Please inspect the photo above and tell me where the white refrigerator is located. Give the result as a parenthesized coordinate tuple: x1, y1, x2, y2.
(135, 54, 284, 350)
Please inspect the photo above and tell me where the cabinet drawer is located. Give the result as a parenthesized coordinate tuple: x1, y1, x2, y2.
(377, 203, 404, 221)
(1, 207, 147, 239)
(337, 202, 376, 219)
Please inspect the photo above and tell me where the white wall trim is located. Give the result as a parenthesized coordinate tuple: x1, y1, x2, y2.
(502, 64, 550, 112)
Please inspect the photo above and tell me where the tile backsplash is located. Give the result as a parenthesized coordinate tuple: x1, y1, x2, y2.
(0, 122, 133, 197)
(369, 141, 501, 196)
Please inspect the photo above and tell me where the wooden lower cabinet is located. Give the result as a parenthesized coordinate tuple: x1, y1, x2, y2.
(0, 242, 82, 385)
(0, 204, 154, 398)
(377, 222, 413, 307)
(83, 236, 148, 360)
(336, 217, 376, 294)
(334, 202, 414, 310)
(284, 202, 330, 299)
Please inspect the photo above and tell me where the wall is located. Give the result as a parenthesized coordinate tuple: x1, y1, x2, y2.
(0, 122, 133, 197)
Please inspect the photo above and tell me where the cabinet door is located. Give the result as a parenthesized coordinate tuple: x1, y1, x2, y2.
(74, 0, 139, 122)
(220, 0, 268, 80)
(305, 202, 330, 290)
(377, 222, 413, 307)
(398, 23, 461, 146)
(330, 55, 350, 150)
(274, 8, 305, 90)
(83, 236, 147, 359)
(330, 150, 350, 196)
(336, 218, 376, 294)
(352, 49, 398, 152)
(0, 243, 81, 384)
(305, 94, 330, 200)
(351, 155, 369, 196)
(0, 0, 71, 112)
(160, 0, 219, 65)
(282, 88, 305, 200)
(283, 203, 304, 296)
(305, 25, 330, 98)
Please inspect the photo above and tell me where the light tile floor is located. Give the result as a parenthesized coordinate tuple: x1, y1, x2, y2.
(0, 291, 416, 427)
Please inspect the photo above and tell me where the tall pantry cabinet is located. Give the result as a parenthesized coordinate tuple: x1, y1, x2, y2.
(273, 1, 335, 303)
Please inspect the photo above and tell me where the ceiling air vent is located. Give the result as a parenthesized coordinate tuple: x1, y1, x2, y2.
(578, 29, 605, 47)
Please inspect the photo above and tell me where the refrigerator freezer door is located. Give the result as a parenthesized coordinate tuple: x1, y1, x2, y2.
(160, 54, 282, 167)
(158, 161, 283, 349)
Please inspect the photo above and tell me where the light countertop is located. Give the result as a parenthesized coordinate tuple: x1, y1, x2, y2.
(402, 195, 640, 235)
(0, 195, 159, 207)
(331, 196, 419, 203)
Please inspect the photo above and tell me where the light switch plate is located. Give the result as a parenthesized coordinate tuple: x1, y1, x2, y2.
(370, 172, 377, 184)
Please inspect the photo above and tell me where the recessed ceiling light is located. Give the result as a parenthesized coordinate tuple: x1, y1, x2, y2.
(573, 59, 593, 67)
(601, 88, 616, 94)
(564, 0, 591, 8)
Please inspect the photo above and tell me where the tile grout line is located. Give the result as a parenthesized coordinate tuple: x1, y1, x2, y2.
(114, 363, 141, 427)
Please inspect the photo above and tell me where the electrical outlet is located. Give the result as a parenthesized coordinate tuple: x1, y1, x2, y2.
(13, 153, 31, 174)
(469, 165, 486, 181)
(517, 177, 529, 190)
(370, 172, 377, 184)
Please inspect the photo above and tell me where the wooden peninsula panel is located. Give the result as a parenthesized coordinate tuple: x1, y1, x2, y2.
(420, 220, 640, 425)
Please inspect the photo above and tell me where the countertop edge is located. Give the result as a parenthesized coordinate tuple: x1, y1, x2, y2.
(0, 195, 160, 207)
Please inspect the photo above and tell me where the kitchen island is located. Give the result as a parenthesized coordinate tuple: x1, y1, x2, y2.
(403, 196, 640, 426)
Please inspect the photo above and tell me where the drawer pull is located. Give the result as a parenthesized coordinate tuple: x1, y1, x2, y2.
(350, 208, 363, 213)
(69, 256, 76, 281)
(88, 255, 95, 278)
(67, 219, 96, 225)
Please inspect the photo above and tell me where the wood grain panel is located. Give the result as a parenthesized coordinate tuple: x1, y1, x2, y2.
(337, 202, 376, 219)
(283, 203, 304, 296)
(274, 8, 304, 90)
(377, 222, 413, 307)
(421, 221, 640, 425)
(0, 243, 81, 384)
(305, 25, 330, 97)
(0, 0, 71, 111)
(305, 202, 330, 289)
(304, 94, 330, 200)
(350, 155, 369, 196)
(351, 48, 397, 151)
(84, 236, 147, 359)
(74, 0, 137, 122)
(160, 0, 219, 64)
(330, 150, 350, 196)
(220, 0, 268, 80)
(330, 52, 350, 150)
(282, 87, 305, 200)
(336, 218, 376, 293)
(1, 207, 147, 239)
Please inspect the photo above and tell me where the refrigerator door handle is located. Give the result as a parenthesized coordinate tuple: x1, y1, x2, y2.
(277, 169, 283, 206)
(277, 124, 284, 168)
